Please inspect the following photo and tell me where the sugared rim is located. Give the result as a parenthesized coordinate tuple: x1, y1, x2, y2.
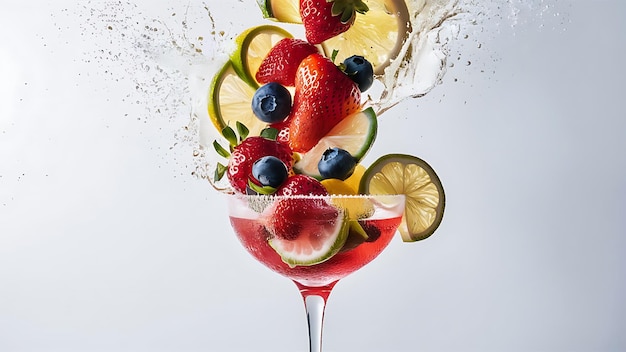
(226, 193, 405, 201)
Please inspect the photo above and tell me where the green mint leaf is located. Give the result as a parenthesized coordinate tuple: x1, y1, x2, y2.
(213, 140, 231, 158)
(222, 126, 238, 147)
(214, 163, 227, 181)
(236, 121, 250, 141)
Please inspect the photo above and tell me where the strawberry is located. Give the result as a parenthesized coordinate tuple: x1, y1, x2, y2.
(281, 53, 362, 153)
(276, 174, 328, 196)
(300, 0, 369, 44)
(272, 121, 291, 145)
(255, 38, 319, 87)
(227, 136, 293, 194)
(266, 198, 339, 240)
(267, 174, 335, 240)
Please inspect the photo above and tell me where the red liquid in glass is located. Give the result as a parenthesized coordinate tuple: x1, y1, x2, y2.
(230, 216, 402, 287)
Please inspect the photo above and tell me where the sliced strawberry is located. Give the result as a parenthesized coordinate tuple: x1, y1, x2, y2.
(227, 136, 293, 194)
(283, 53, 362, 153)
(255, 38, 319, 87)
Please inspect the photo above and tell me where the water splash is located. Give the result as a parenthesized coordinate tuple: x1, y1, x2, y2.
(371, 0, 463, 115)
(66, 0, 567, 187)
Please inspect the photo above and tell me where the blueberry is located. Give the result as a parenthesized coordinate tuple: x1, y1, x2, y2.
(318, 148, 357, 180)
(252, 156, 289, 188)
(342, 55, 374, 92)
(251, 82, 292, 123)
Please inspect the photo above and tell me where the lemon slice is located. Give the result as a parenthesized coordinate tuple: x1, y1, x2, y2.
(230, 25, 293, 88)
(256, 0, 301, 23)
(359, 154, 445, 242)
(323, 0, 411, 75)
(321, 165, 366, 194)
(322, 180, 375, 221)
(345, 164, 366, 191)
(294, 107, 378, 178)
(208, 61, 265, 137)
(255, 0, 410, 74)
(322, 178, 357, 195)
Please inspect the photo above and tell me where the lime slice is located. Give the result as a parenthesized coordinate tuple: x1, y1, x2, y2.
(230, 25, 293, 88)
(269, 209, 349, 267)
(208, 61, 267, 137)
(359, 154, 445, 242)
(322, 0, 411, 75)
(256, 0, 301, 23)
(294, 107, 377, 178)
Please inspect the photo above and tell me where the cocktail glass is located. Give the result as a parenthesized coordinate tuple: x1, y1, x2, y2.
(227, 193, 406, 352)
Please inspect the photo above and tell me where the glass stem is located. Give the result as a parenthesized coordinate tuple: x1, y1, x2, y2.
(295, 281, 337, 352)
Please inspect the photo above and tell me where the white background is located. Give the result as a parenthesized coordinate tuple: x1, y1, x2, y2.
(1, 1, 625, 351)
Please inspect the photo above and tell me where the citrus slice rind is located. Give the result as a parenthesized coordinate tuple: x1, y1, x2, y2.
(230, 25, 293, 88)
(208, 61, 268, 137)
(256, 0, 302, 23)
(321, 0, 411, 75)
(294, 107, 378, 179)
(359, 154, 445, 242)
(268, 210, 349, 267)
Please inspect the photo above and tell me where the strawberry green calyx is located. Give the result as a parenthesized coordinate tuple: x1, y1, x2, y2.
(329, 0, 369, 23)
